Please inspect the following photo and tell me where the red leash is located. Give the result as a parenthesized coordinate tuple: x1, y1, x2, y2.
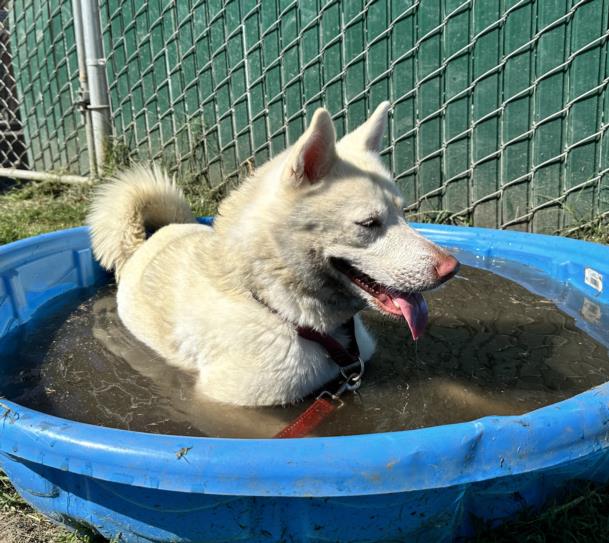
(274, 319, 364, 439)
(274, 396, 337, 439)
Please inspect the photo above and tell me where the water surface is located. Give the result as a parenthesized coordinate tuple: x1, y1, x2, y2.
(2, 255, 609, 438)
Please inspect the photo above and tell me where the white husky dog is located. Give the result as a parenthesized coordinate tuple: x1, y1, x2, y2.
(88, 102, 458, 407)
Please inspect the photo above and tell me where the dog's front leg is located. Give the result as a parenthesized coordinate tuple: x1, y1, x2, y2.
(354, 313, 376, 362)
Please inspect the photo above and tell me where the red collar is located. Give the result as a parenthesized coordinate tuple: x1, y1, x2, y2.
(296, 318, 360, 368)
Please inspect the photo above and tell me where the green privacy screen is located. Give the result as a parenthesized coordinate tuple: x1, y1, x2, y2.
(13, 0, 609, 232)
(9, 0, 88, 174)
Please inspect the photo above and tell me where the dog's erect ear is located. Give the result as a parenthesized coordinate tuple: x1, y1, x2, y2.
(282, 108, 336, 185)
(339, 101, 390, 153)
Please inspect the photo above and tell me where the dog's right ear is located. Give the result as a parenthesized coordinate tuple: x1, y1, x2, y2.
(338, 101, 390, 153)
(282, 108, 337, 186)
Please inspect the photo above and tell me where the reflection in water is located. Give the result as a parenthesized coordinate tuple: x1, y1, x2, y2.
(2, 259, 609, 438)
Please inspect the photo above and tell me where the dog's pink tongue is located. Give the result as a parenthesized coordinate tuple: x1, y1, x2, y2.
(394, 294, 429, 341)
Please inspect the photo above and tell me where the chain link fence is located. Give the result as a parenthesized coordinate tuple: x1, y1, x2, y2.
(0, 2, 27, 172)
(2, 0, 609, 232)
(6, 0, 89, 177)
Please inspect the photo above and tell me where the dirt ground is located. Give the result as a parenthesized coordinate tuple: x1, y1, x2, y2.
(0, 474, 86, 543)
(0, 509, 75, 543)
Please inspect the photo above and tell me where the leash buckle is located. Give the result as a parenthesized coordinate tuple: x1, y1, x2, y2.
(317, 390, 344, 408)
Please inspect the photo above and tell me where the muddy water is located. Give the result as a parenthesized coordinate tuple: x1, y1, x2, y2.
(2, 257, 609, 438)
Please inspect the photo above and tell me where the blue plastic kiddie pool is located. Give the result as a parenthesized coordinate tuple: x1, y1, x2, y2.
(1, 221, 609, 542)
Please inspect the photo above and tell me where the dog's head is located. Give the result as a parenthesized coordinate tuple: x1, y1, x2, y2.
(271, 102, 459, 340)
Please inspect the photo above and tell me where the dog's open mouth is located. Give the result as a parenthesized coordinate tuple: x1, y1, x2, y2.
(331, 258, 428, 340)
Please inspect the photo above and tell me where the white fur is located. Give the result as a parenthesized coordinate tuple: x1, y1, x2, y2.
(87, 103, 453, 406)
(87, 164, 195, 280)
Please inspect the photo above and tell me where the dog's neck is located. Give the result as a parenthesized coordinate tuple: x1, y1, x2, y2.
(248, 277, 362, 332)
(207, 232, 362, 332)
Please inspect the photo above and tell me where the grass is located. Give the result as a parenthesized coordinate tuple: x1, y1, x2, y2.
(1, 179, 609, 541)
(0, 181, 92, 246)
(0, 174, 224, 248)
(404, 208, 473, 226)
(475, 485, 609, 543)
(0, 472, 100, 542)
(562, 216, 609, 245)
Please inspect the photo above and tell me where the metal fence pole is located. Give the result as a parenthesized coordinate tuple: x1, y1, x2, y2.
(0, 167, 91, 184)
(79, 0, 110, 171)
(71, 0, 97, 177)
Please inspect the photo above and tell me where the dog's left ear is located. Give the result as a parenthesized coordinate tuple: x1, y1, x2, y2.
(282, 108, 337, 186)
(339, 101, 390, 153)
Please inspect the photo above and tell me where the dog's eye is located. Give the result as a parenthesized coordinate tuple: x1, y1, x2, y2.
(356, 217, 382, 228)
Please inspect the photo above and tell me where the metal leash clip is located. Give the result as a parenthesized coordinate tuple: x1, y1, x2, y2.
(339, 356, 365, 383)
(334, 372, 362, 396)
(317, 357, 365, 408)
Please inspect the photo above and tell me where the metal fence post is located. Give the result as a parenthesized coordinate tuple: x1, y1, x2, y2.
(71, 0, 97, 177)
(79, 0, 111, 171)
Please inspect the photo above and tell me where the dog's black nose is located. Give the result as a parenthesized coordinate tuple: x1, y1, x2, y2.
(435, 255, 460, 284)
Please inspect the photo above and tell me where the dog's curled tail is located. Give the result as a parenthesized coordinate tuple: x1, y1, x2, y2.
(87, 164, 195, 279)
